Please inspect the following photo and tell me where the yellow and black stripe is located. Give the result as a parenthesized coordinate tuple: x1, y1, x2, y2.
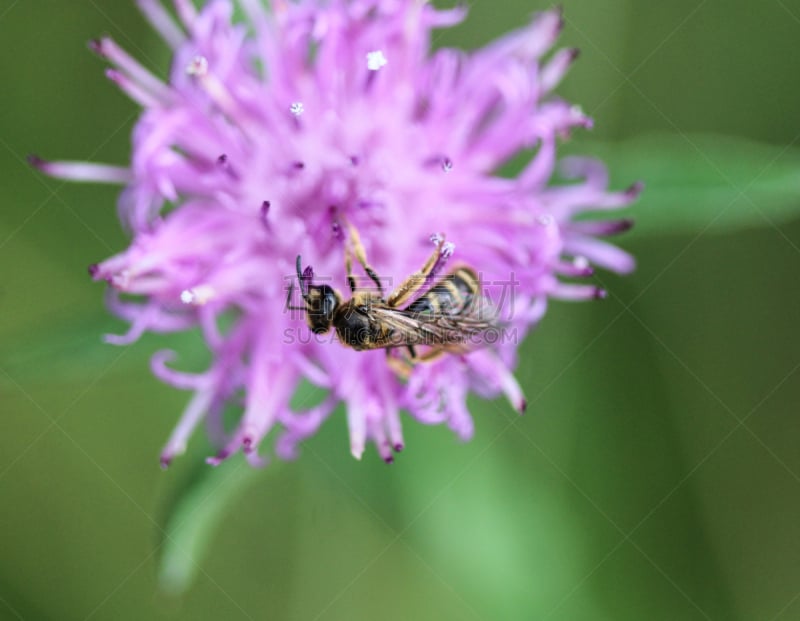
(406, 267, 479, 316)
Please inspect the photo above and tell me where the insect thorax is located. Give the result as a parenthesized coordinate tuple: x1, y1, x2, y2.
(333, 297, 381, 349)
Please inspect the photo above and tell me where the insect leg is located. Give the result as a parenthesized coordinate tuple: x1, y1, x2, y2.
(284, 281, 306, 310)
(386, 237, 445, 308)
(342, 218, 383, 296)
(344, 244, 358, 293)
(285, 280, 307, 311)
(385, 344, 446, 379)
(386, 349, 413, 379)
(285, 280, 294, 309)
(416, 348, 446, 363)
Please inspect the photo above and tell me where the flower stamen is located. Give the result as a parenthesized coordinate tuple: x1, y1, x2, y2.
(186, 55, 208, 76)
(105, 68, 161, 108)
(366, 50, 388, 71)
(181, 285, 215, 306)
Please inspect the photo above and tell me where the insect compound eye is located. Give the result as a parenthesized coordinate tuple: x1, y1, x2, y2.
(321, 288, 338, 318)
(305, 285, 338, 334)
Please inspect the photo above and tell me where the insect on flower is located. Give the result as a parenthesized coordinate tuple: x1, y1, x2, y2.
(289, 221, 499, 378)
(31, 0, 642, 466)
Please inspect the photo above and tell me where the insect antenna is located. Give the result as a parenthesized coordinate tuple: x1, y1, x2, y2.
(296, 255, 311, 300)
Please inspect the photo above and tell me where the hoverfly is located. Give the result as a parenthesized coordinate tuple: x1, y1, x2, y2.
(287, 221, 497, 375)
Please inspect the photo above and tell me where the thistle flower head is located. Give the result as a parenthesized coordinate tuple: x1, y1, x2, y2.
(36, 0, 640, 466)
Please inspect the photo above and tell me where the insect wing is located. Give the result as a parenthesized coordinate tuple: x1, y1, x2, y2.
(366, 296, 499, 352)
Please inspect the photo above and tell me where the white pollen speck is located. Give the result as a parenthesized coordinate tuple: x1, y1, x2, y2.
(573, 255, 589, 270)
(366, 50, 388, 71)
(290, 102, 304, 116)
(186, 55, 208, 76)
(441, 158, 454, 173)
(442, 242, 456, 257)
(430, 232, 444, 245)
(181, 284, 215, 306)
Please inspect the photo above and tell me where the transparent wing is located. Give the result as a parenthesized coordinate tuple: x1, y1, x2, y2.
(361, 296, 501, 353)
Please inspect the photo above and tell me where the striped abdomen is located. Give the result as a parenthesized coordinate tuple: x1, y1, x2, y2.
(406, 267, 479, 316)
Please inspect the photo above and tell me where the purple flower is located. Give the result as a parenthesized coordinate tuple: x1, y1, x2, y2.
(34, 0, 640, 467)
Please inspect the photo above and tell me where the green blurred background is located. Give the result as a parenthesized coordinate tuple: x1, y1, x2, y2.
(2, 1, 800, 619)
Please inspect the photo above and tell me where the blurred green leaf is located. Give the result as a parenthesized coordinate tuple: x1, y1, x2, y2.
(572, 133, 800, 235)
(157, 456, 264, 596)
(156, 380, 324, 596)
